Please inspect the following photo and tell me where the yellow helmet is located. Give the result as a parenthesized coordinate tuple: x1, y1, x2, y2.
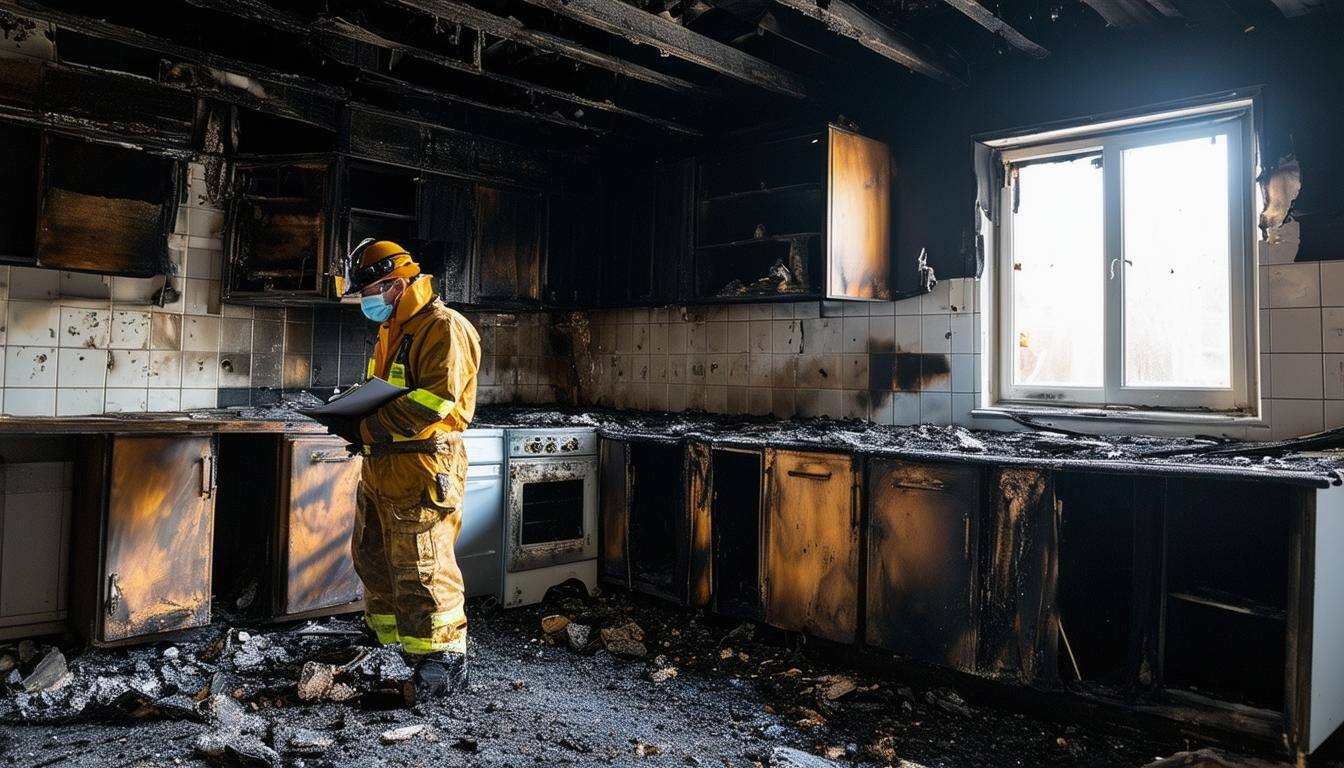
(341, 238, 420, 296)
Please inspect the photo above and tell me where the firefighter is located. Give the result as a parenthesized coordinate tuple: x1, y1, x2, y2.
(338, 238, 481, 698)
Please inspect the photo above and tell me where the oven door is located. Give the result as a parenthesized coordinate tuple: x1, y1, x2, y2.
(506, 457, 598, 572)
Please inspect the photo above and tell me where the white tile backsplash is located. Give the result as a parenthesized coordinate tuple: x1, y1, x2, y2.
(58, 307, 110, 349)
(3, 388, 55, 416)
(5, 347, 56, 388)
(55, 348, 106, 389)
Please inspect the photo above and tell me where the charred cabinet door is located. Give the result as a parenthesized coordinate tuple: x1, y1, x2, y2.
(101, 436, 216, 643)
(277, 437, 364, 616)
(473, 183, 543, 306)
(765, 449, 859, 643)
(599, 439, 631, 586)
(866, 460, 979, 670)
(826, 125, 892, 301)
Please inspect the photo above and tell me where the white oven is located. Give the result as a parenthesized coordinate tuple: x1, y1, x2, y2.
(502, 428, 599, 607)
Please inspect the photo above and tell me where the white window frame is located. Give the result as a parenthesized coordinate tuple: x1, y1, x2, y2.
(988, 101, 1259, 418)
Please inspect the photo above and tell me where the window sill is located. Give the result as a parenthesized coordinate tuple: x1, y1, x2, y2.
(972, 405, 1266, 430)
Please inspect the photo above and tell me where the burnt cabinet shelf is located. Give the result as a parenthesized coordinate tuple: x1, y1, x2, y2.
(692, 125, 892, 303)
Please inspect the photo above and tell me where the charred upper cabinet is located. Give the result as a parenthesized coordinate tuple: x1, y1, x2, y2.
(693, 125, 892, 302)
(33, 135, 178, 276)
(472, 183, 544, 307)
(546, 180, 605, 307)
(273, 437, 364, 618)
(71, 436, 217, 645)
(866, 460, 980, 671)
(603, 158, 693, 306)
(0, 122, 40, 265)
(224, 155, 339, 303)
(764, 449, 860, 642)
(826, 127, 892, 301)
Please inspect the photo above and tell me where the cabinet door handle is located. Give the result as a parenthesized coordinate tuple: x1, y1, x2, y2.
(787, 469, 832, 481)
(963, 514, 972, 559)
(200, 454, 217, 498)
(106, 573, 122, 616)
(312, 450, 356, 463)
(892, 479, 946, 491)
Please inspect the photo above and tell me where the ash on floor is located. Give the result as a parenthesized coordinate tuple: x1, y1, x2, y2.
(0, 588, 1323, 768)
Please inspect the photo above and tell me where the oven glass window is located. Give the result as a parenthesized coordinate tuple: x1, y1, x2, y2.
(520, 478, 585, 545)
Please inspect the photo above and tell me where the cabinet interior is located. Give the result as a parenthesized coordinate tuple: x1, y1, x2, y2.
(0, 122, 39, 264)
(1163, 479, 1291, 711)
(626, 442, 686, 600)
(711, 448, 764, 618)
(213, 435, 280, 618)
(1054, 472, 1137, 689)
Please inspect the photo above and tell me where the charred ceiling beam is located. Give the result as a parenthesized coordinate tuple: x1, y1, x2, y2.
(318, 18, 704, 136)
(1080, 0, 1162, 28)
(518, 0, 811, 99)
(1266, 0, 1321, 16)
(187, 0, 704, 136)
(771, 0, 966, 87)
(940, 0, 1050, 59)
(388, 0, 714, 99)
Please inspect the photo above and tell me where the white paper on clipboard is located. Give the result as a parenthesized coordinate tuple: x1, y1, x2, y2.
(298, 377, 408, 419)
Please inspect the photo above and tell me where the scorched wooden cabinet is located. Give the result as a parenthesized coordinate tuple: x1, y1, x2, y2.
(71, 435, 217, 645)
(763, 448, 861, 643)
(865, 460, 980, 671)
(273, 436, 364, 618)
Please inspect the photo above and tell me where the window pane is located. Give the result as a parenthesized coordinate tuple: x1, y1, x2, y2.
(1011, 155, 1104, 387)
(1122, 134, 1231, 388)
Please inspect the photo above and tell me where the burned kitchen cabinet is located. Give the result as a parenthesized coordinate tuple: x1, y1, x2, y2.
(224, 155, 339, 303)
(693, 125, 891, 303)
(545, 181, 605, 307)
(473, 183, 544, 307)
(71, 436, 217, 645)
(35, 134, 179, 276)
(764, 449, 860, 643)
(215, 435, 363, 621)
(978, 468, 1058, 687)
(0, 121, 39, 265)
(418, 175, 474, 305)
(273, 437, 364, 618)
(596, 437, 693, 603)
(603, 158, 693, 306)
(865, 460, 980, 671)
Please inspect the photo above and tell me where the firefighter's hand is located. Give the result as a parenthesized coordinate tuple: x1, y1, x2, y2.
(321, 415, 362, 444)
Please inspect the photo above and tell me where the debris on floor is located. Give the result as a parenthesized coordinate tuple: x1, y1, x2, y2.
(0, 589, 1321, 766)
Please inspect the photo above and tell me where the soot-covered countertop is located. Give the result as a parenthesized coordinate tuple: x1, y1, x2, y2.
(474, 405, 1344, 488)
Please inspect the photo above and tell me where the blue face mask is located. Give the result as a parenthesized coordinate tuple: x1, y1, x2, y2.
(360, 293, 394, 323)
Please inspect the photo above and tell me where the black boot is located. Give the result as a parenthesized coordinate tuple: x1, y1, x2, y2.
(413, 651, 468, 699)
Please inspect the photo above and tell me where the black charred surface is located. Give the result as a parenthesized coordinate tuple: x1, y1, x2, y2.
(473, 405, 1344, 487)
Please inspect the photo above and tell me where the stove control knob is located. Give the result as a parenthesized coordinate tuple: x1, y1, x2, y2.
(545, 440, 557, 453)
(563, 438, 579, 452)
(526, 440, 541, 453)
